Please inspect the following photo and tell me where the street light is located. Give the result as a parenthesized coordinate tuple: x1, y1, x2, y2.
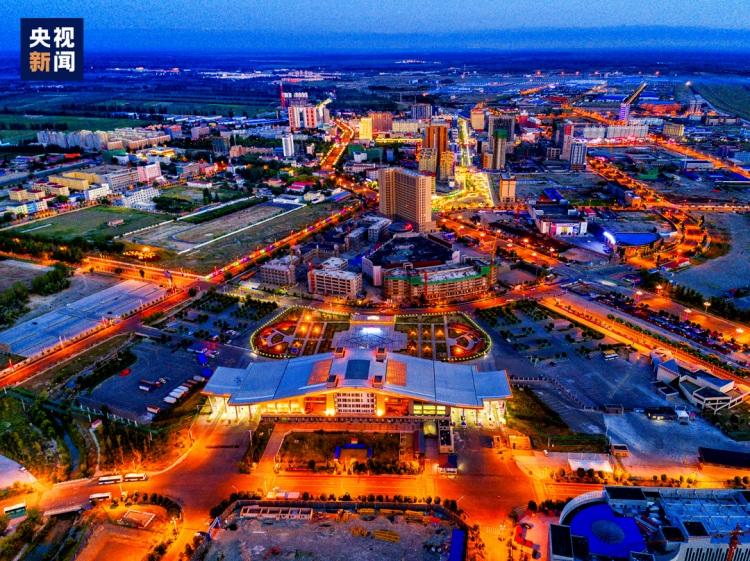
(684, 308, 691, 322)
(635, 291, 643, 303)
(704, 301, 711, 314)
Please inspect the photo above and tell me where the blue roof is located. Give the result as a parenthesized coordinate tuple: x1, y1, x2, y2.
(569, 503, 646, 559)
(612, 232, 660, 247)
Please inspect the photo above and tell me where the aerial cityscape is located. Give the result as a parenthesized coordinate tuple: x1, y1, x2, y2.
(1, 2, 750, 561)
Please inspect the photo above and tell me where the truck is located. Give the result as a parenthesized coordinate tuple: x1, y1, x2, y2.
(163, 396, 177, 404)
(146, 405, 161, 415)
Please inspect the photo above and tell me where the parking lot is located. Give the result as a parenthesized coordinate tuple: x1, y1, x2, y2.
(81, 341, 207, 421)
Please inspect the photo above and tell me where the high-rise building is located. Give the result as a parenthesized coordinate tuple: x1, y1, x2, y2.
(282, 133, 295, 158)
(481, 152, 493, 169)
(487, 114, 515, 153)
(288, 104, 304, 130)
(663, 123, 685, 138)
(569, 140, 588, 171)
(412, 104, 432, 120)
(378, 168, 436, 233)
(470, 107, 485, 131)
(359, 117, 373, 140)
(439, 151, 455, 180)
(368, 112, 393, 133)
(618, 103, 631, 121)
(302, 106, 318, 129)
(418, 147, 438, 174)
(490, 131, 507, 170)
(560, 120, 575, 160)
(424, 124, 449, 153)
(498, 172, 516, 203)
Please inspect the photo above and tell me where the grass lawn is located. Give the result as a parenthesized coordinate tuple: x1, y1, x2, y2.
(506, 387, 608, 452)
(693, 82, 750, 121)
(11, 207, 166, 242)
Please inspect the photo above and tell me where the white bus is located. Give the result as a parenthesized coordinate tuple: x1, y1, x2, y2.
(3, 503, 26, 518)
(89, 492, 111, 503)
(124, 473, 147, 482)
(98, 475, 123, 485)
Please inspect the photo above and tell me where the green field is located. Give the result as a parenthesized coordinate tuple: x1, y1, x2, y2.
(0, 116, 155, 144)
(693, 82, 750, 121)
(11, 207, 167, 241)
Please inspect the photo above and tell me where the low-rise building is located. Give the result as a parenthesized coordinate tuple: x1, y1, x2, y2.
(308, 266, 362, 300)
(259, 256, 297, 286)
(119, 187, 159, 209)
(83, 184, 112, 202)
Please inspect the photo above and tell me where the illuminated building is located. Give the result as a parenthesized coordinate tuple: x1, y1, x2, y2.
(490, 131, 507, 170)
(378, 168, 436, 233)
(663, 123, 685, 138)
(260, 256, 296, 286)
(83, 184, 112, 202)
(368, 112, 393, 133)
(288, 104, 303, 129)
(302, 105, 318, 129)
(358, 117, 373, 140)
(439, 151, 455, 179)
(203, 346, 511, 419)
(498, 172, 516, 203)
(470, 107, 485, 131)
(418, 147, 438, 174)
(424, 124, 449, 153)
(488, 114, 515, 153)
(561, 120, 575, 160)
(307, 267, 362, 300)
(618, 102, 631, 121)
(136, 162, 162, 184)
(569, 140, 588, 171)
(282, 133, 295, 158)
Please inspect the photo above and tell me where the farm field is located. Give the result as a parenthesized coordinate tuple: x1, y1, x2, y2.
(692, 81, 750, 120)
(0, 259, 51, 292)
(157, 201, 347, 274)
(124, 203, 289, 253)
(10, 207, 167, 242)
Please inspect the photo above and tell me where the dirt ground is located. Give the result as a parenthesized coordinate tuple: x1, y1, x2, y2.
(124, 204, 284, 252)
(205, 513, 461, 561)
(22, 272, 119, 322)
(673, 213, 750, 297)
(0, 259, 51, 292)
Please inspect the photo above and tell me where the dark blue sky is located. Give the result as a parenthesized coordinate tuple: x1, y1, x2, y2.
(5, 0, 749, 52)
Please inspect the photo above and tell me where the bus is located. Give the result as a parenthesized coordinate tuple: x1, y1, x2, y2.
(124, 473, 147, 482)
(3, 503, 26, 519)
(98, 475, 123, 485)
(603, 350, 618, 361)
(89, 492, 111, 503)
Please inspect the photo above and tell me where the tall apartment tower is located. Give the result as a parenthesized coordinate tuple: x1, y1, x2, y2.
(412, 104, 433, 120)
(288, 104, 303, 130)
(424, 124, 449, 153)
(487, 114, 515, 153)
(490, 131, 507, 170)
(560, 120, 575, 160)
(618, 103, 631, 121)
(282, 133, 295, 158)
(378, 168, 436, 233)
(359, 117, 373, 140)
(569, 140, 588, 171)
(368, 112, 393, 133)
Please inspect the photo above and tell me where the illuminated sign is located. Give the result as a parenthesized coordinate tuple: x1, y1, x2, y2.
(21, 18, 83, 81)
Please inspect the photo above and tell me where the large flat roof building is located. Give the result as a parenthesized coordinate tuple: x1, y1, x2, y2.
(203, 347, 511, 419)
(362, 233, 459, 286)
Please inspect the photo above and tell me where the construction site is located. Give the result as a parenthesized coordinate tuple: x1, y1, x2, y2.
(199, 504, 467, 561)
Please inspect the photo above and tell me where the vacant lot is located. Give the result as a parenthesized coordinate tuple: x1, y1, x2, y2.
(674, 213, 750, 297)
(12, 207, 166, 242)
(125, 203, 285, 253)
(159, 201, 346, 274)
(693, 81, 750, 120)
(0, 259, 50, 292)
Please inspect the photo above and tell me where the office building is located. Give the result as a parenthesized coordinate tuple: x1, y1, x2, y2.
(378, 168, 436, 233)
(83, 184, 112, 202)
(101, 169, 138, 192)
(119, 187, 159, 209)
(488, 114, 516, 153)
(481, 152, 493, 169)
(663, 123, 685, 138)
(368, 112, 393, 133)
(392, 120, 422, 134)
(212, 136, 231, 154)
(470, 107, 485, 131)
(308, 266, 362, 300)
(191, 126, 210, 140)
(282, 134, 295, 158)
(383, 259, 501, 305)
(38, 182, 69, 197)
(259, 256, 297, 286)
(412, 104, 432, 120)
(498, 172, 517, 204)
(490, 131, 507, 170)
(136, 162, 162, 185)
(359, 117, 373, 141)
(569, 140, 588, 171)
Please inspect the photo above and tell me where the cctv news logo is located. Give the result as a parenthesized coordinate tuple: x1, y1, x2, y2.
(21, 18, 83, 81)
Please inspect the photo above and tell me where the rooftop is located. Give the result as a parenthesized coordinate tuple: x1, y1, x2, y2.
(366, 234, 455, 268)
(203, 348, 511, 409)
